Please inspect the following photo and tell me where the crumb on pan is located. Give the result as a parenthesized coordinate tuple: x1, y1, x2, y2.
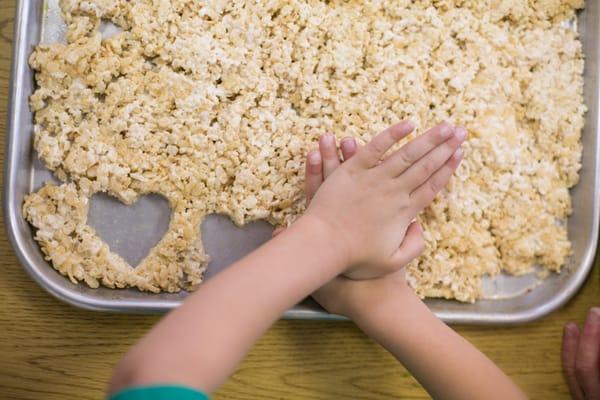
(24, 0, 585, 302)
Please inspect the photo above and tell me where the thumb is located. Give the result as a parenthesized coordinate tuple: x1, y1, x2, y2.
(390, 221, 425, 268)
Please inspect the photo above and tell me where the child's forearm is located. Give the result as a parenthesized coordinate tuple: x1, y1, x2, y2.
(351, 288, 527, 400)
(109, 215, 346, 395)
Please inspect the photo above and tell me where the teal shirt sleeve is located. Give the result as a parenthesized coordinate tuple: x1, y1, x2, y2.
(108, 385, 209, 400)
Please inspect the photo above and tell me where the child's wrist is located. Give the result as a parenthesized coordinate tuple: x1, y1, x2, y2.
(294, 213, 353, 275)
(347, 282, 417, 325)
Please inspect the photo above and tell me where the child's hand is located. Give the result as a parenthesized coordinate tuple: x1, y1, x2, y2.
(303, 121, 465, 280)
(300, 133, 431, 317)
(305, 134, 525, 400)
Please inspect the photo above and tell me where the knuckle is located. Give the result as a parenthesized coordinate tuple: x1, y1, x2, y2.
(322, 150, 339, 162)
(398, 192, 411, 208)
(322, 149, 337, 159)
(410, 195, 427, 212)
(307, 164, 321, 175)
(428, 179, 439, 194)
(397, 150, 413, 167)
(421, 160, 435, 176)
(371, 138, 387, 155)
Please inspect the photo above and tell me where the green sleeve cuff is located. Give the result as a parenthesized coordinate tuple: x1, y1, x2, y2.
(109, 385, 209, 400)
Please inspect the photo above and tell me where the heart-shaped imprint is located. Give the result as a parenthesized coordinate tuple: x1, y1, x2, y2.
(201, 214, 274, 280)
(24, 182, 207, 292)
(88, 193, 171, 267)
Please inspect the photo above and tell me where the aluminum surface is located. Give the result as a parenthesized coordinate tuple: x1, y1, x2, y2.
(4, 0, 599, 323)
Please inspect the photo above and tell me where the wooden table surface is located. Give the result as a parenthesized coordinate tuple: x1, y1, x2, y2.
(0, 2, 598, 399)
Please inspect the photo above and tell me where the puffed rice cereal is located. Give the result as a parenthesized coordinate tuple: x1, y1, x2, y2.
(24, 0, 586, 302)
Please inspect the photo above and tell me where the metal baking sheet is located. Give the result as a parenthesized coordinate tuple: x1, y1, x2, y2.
(5, 0, 599, 323)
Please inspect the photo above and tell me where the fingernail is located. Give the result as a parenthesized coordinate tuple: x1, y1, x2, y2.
(564, 322, 577, 336)
(341, 137, 356, 151)
(321, 133, 335, 145)
(455, 127, 467, 142)
(589, 307, 600, 323)
(308, 151, 321, 165)
(439, 123, 453, 138)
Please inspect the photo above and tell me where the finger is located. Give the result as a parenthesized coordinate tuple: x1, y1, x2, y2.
(390, 221, 425, 268)
(340, 137, 358, 161)
(319, 134, 340, 178)
(356, 121, 414, 167)
(399, 127, 466, 189)
(575, 307, 600, 399)
(271, 227, 285, 238)
(563, 322, 585, 400)
(382, 122, 457, 176)
(305, 150, 323, 205)
(410, 148, 463, 212)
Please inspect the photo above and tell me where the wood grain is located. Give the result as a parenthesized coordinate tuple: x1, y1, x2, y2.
(0, 2, 598, 399)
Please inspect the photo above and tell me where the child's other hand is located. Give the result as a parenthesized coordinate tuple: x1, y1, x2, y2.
(304, 121, 465, 280)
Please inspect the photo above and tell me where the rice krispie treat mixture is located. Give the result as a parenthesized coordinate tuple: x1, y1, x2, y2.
(24, 0, 586, 301)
